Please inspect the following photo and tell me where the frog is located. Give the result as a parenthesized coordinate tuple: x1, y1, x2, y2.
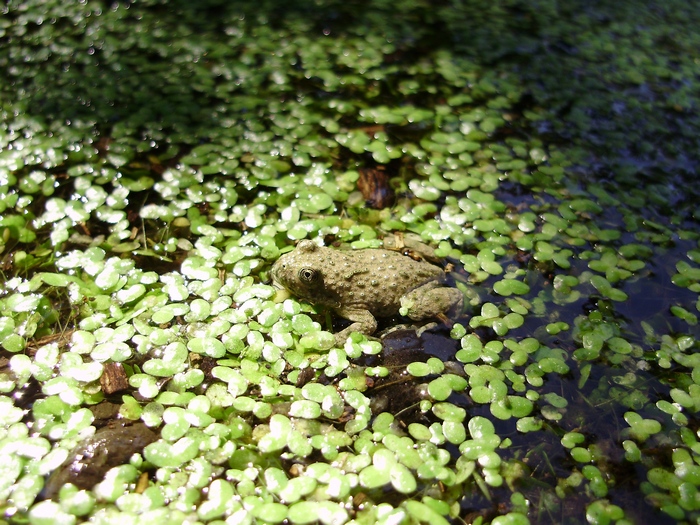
(270, 239, 464, 344)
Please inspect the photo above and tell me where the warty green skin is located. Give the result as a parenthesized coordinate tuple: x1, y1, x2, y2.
(271, 240, 463, 343)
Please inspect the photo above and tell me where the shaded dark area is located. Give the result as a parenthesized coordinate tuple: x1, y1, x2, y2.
(1, 0, 699, 210)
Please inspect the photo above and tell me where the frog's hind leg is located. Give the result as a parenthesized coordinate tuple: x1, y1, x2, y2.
(403, 285, 464, 324)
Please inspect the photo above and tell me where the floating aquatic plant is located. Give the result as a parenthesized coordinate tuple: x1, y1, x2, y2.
(0, 0, 699, 524)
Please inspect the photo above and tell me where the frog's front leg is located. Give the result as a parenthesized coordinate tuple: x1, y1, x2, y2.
(401, 282, 464, 322)
(333, 307, 378, 344)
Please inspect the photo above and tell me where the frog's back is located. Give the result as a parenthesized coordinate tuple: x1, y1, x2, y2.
(324, 248, 443, 316)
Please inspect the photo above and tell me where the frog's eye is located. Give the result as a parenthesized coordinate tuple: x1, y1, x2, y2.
(298, 268, 318, 284)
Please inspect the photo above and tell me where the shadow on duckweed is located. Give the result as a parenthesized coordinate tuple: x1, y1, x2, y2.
(2, 0, 698, 197)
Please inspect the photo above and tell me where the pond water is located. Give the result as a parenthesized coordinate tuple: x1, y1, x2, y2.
(0, 1, 699, 524)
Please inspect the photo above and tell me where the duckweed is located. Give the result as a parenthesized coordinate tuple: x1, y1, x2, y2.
(0, 0, 699, 524)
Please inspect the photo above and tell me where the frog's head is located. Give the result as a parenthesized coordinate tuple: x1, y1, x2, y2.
(270, 241, 330, 305)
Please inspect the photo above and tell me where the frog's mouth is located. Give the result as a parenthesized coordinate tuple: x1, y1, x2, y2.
(269, 263, 291, 293)
(269, 267, 293, 301)
(269, 270, 285, 290)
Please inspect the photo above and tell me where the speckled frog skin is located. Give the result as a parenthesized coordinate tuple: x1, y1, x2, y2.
(271, 240, 463, 343)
